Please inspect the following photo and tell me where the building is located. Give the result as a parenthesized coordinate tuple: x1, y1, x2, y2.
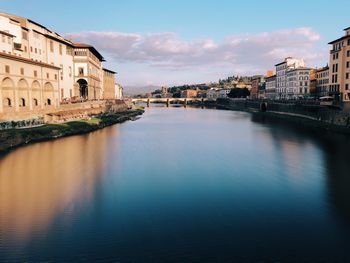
(207, 89, 219, 100)
(102, 68, 117, 99)
(0, 52, 60, 119)
(258, 80, 266, 99)
(286, 67, 311, 99)
(115, 83, 123, 99)
(181, 89, 198, 98)
(316, 66, 330, 98)
(265, 75, 276, 100)
(275, 57, 305, 100)
(250, 75, 265, 99)
(328, 27, 350, 102)
(73, 43, 105, 100)
(218, 89, 231, 99)
(0, 12, 120, 120)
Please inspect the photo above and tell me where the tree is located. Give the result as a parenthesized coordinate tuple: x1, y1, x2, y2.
(227, 88, 250, 98)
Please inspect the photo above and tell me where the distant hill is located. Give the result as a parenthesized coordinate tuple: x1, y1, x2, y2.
(123, 85, 162, 96)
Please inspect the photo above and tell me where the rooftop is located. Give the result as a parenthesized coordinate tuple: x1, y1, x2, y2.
(74, 43, 105, 61)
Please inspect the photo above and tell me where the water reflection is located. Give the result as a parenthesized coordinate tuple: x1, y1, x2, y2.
(251, 113, 350, 229)
(1, 108, 350, 261)
(0, 128, 115, 243)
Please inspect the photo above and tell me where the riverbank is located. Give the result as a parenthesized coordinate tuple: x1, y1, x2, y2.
(0, 108, 144, 154)
(215, 101, 350, 135)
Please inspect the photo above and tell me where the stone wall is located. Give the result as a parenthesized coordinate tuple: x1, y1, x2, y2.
(217, 98, 350, 127)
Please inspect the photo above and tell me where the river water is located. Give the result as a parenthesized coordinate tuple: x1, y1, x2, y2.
(1, 106, 350, 262)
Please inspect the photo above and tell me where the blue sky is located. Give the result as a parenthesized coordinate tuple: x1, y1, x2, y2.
(2, 0, 350, 90)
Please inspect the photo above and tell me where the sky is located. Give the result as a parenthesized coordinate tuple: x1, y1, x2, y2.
(1, 0, 350, 90)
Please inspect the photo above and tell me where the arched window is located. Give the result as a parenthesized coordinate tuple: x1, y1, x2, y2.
(20, 98, 26, 107)
(47, 99, 51, 106)
(33, 98, 38, 106)
(4, 98, 11, 107)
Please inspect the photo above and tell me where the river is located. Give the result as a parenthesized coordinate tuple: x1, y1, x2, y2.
(1, 106, 350, 262)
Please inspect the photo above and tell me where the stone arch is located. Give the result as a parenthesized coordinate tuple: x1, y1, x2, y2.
(43, 82, 54, 107)
(18, 79, 29, 89)
(31, 80, 41, 108)
(77, 79, 88, 99)
(17, 79, 29, 110)
(31, 80, 41, 90)
(1, 78, 15, 112)
(1, 77, 15, 89)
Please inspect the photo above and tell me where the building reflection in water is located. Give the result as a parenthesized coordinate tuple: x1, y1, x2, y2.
(0, 127, 117, 243)
(251, 113, 350, 229)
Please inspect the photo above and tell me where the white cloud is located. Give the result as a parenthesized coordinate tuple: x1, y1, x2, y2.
(65, 27, 326, 86)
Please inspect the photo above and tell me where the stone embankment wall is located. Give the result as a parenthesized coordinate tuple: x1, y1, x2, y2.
(0, 100, 129, 129)
(45, 100, 128, 124)
(217, 98, 350, 127)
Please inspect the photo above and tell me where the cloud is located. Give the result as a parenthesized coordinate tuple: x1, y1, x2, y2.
(65, 27, 326, 85)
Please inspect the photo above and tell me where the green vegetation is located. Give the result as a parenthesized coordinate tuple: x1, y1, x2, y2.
(0, 109, 144, 154)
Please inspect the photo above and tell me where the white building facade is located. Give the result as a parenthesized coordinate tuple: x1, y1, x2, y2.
(286, 68, 311, 99)
(275, 57, 305, 100)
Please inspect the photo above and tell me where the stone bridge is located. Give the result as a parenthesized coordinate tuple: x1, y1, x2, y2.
(132, 97, 210, 107)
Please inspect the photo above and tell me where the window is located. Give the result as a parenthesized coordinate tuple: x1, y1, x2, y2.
(24, 46, 27, 52)
(347, 73, 349, 79)
(78, 67, 84, 75)
(69, 66, 72, 77)
(33, 98, 38, 106)
(347, 62, 350, 68)
(346, 84, 349, 90)
(20, 68, 24, 75)
(59, 44, 62, 55)
(20, 98, 26, 107)
(35, 48, 37, 54)
(348, 50, 350, 57)
(55, 74, 57, 80)
(30, 46, 33, 52)
(47, 99, 51, 105)
(5, 65, 10, 74)
(47, 73, 49, 79)
(50, 41, 54, 52)
(34, 70, 37, 77)
(22, 31, 28, 40)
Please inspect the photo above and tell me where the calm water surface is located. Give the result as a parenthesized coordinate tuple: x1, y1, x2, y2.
(1, 107, 350, 262)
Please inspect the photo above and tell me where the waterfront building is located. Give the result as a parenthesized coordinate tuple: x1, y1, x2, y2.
(265, 75, 276, 100)
(250, 75, 264, 99)
(0, 12, 120, 120)
(258, 80, 266, 99)
(207, 89, 219, 100)
(0, 51, 60, 120)
(275, 57, 305, 100)
(73, 43, 104, 100)
(115, 83, 123, 99)
(328, 27, 350, 102)
(181, 89, 198, 98)
(316, 66, 330, 98)
(286, 67, 311, 99)
(102, 68, 117, 100)
(218, 89, 231, 99)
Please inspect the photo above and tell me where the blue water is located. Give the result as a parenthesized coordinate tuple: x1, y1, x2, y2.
(1, 107, 350, 262)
